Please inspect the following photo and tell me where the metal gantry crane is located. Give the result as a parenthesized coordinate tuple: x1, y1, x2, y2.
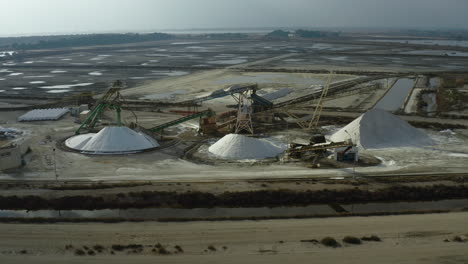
(308, 71, 334, 130)
(281, 71, 334, 131)
(75, 80, 128, 135)
(234, 93, 254, 134)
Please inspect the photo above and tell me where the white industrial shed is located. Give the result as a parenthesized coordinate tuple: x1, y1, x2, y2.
(18, 108, 69, 122)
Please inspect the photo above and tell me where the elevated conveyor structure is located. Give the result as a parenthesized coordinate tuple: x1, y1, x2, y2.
(273, 75, 394, 109)
(251, 93, 273, 107)
(75, 81, 128, 135)
(180, 84, 258, 105)
(149, 109, 215, 133)
(287, 141, 353, 154)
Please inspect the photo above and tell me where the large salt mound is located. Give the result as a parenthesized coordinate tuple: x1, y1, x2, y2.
(208, 134, 285, 160)
(65, 126, 159, 154)
(330, 109, 433, 149)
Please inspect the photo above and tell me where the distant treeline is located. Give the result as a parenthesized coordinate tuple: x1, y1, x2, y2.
(295, 29, 340, 38)
(397, 29, 468, 40)
(264, 30, 290, 39)
(202, 33, 249, 39)
(4, 32, 173, 50)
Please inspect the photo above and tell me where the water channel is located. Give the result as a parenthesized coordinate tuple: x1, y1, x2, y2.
(374, 78, 414, 111)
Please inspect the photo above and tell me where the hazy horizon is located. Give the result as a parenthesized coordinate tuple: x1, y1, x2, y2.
(1, 0, 467, 37)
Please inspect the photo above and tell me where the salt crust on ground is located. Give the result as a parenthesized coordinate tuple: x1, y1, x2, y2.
(208, 133, 285, 160)
(331, 109, 433, 149)
(65, 126, 159, 153)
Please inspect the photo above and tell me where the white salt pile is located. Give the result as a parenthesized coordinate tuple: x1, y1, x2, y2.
(208, 133, 285, 160)
(330, 109, 433, 149)
(65, 126, 159, 154)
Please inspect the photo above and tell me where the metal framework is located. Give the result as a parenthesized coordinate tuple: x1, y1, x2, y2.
(287, 140, 353, 154)
(149, 109, 215, 133)
(75, 81, 127, 135)
(234, 93, 254, 134)
(308, 72, 333, 129)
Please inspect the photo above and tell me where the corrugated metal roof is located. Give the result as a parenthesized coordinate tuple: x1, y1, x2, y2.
(18, 108, 69, 121)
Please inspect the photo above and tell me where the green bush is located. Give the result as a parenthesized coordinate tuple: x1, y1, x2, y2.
(174, 245, 183, 253)
(361, 235, 381, 242)
(343, 236, 361, 244)
(111, 245, 125, 251)
(74, 249, 85, 256)
(321, 237, 340, 248)
(93, 245, 104, 252)
(208, 245, 216, 251)
(158, 247, 169, 255)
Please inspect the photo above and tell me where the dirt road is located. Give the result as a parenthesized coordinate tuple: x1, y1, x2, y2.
(0, 212, 467, 263)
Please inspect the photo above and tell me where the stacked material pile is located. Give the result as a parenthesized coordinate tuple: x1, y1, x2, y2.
(208, 133, 285, 160)
(18, 108, 69, 121)
(65, 126, 159, 154)
(331, 109, 433, 149)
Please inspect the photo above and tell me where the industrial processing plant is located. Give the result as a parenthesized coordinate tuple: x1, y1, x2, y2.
(0, 19, 468, 263)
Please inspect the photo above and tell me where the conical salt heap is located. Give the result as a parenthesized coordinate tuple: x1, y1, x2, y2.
(330, 109, 433, 149)
(208, 133, 285, 159)
(65, 126, 159, 154)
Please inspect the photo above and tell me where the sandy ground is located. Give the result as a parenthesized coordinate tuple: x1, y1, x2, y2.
(0, 212, 467, 263)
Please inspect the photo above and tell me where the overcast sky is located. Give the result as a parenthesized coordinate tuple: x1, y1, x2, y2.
(1, 0, 467, 36)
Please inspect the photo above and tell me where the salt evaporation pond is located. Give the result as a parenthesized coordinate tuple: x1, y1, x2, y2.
(141, 90, 185, 100)
(360, 39, 468, 47)
(284, 59, 305, 62)
(23, 75, 54, 78)
(0, 51, 16, 57)
(208, 59, 247, 65)
(215, 73, 325, 85)
(150, 70, 189, 77)
(323, 56, 349, 61)
(171, 42, 200, 45)
(400, 50, 468, 57)
(374, 78, 414, 111)
(40, 83, 93, 89)
(429, 78, 439, 89)
(89, 71, 103, 76)
(46, 90, 70, 93)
